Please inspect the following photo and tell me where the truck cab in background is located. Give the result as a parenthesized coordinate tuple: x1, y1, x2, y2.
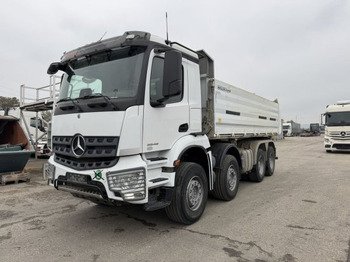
(282, 123, 292, 137)
(324, 101, 350, 152)
(309, 123, 320, 136)
(282, 120, 301, 137)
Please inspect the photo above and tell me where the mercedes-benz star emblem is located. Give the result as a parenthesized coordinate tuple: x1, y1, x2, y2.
(340, 131, 346, 137)
(71, 134, 86, 158)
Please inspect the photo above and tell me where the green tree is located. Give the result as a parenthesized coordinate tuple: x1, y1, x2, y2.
(0, 96, 19, 115)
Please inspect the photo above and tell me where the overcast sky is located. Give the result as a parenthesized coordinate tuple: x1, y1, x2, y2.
(0, 0, 349, 125)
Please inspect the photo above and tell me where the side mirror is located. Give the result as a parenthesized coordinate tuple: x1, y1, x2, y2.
(47, 62, 61, 75)
(163, 50, 182, 98)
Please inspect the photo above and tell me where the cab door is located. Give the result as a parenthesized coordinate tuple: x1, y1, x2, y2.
(143, 51, 189, 153)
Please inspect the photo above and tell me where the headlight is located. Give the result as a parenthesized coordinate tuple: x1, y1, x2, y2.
(107, 169, 146, 200)
(324, 138, 330, 143)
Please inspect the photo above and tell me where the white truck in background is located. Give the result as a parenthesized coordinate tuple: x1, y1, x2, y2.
(45, 31, 280, 224)
(282, 120, 301, 137)
(324, 101, 350, 153)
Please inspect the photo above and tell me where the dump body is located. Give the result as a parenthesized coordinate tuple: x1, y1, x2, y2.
(0, 108, 49, 156)
(207, 80, 280, 139)
(0, 115, 34, 172)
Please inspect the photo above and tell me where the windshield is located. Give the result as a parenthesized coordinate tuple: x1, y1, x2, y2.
(58, 46, 145, 102)
(283, 125, 290, 130)
(325, 111, 350, 126)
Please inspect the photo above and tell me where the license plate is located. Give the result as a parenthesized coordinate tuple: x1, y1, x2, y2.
(66, 173, 88, 183)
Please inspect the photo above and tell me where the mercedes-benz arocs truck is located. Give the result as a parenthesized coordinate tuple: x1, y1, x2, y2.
(324, 101, 350, 153)
(45, 31, 280, 224)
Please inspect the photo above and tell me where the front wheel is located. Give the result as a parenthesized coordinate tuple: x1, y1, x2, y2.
(165, 162, 208, 224)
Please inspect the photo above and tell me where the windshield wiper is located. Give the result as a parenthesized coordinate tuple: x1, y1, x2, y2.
(57, 97, 83, 112)
(81, 94, 118, 110)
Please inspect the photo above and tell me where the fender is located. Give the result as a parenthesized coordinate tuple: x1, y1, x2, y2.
(162, 134, 210, 164)
(162, 134, 213, 189)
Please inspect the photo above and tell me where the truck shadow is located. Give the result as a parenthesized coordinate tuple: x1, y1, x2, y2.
(56, 179, 258, 234)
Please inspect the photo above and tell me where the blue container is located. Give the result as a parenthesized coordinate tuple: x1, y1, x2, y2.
(0, 146, 22, 152)
(0, 150, 34, 173)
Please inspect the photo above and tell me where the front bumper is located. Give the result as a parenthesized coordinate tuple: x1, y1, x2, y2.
(46, 154, 149, 204)
(324, 136, 350, 151)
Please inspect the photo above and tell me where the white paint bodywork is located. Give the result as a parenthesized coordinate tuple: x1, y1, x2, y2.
(52, 111, 124, 137)
(142, 51, 201, 153)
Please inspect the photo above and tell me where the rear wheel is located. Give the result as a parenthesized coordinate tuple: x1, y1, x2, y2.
(212, 155, 240, 201)
(266, 146, 275, 176)
(165, 162, 208, 224)
(249, 148, 266, 182)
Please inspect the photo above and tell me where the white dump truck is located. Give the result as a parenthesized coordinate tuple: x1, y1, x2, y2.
(324, 101, 350, 152)
(46, 31, 280, 224)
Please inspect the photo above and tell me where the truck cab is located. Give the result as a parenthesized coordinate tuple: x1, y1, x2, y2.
(324, 101, 350, 152)
(282, 123, 292, 137)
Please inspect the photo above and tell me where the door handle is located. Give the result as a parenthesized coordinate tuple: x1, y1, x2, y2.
(179, 123, 189, 132)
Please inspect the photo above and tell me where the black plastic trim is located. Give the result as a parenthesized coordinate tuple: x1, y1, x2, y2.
(226, 110, 240, 116)
(55, 175, 108, 199)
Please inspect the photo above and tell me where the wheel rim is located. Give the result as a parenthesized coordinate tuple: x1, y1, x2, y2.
(186, 176, 203, 211)
(227, 165, 237, 191)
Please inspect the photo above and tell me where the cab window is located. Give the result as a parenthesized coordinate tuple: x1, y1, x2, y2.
(150, 57, 183, 105)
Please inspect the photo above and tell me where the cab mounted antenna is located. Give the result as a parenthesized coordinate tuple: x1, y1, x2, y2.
(165, 12, 170, 45)
(99, 32, 107, 41)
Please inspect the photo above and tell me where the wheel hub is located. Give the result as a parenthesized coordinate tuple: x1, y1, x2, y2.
(186, 177, 203, 211)
(227, 165, 237, 191)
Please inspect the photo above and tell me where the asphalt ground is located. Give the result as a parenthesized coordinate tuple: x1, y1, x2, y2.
(0, 136, 349, 262)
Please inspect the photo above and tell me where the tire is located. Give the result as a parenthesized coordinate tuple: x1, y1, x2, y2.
(249, 148, 266, 182)
(326, 150, 332, 153)
(266, 146, 275, 176)
(212, 155, 240, 201)
(165, 162, 208, 224)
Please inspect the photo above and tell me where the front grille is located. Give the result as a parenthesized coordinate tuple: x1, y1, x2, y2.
(331, 137, 350, 141)
(333, 144, 350, 150)
(53, 136, 119, 170)
(329, 131, 350, 138)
